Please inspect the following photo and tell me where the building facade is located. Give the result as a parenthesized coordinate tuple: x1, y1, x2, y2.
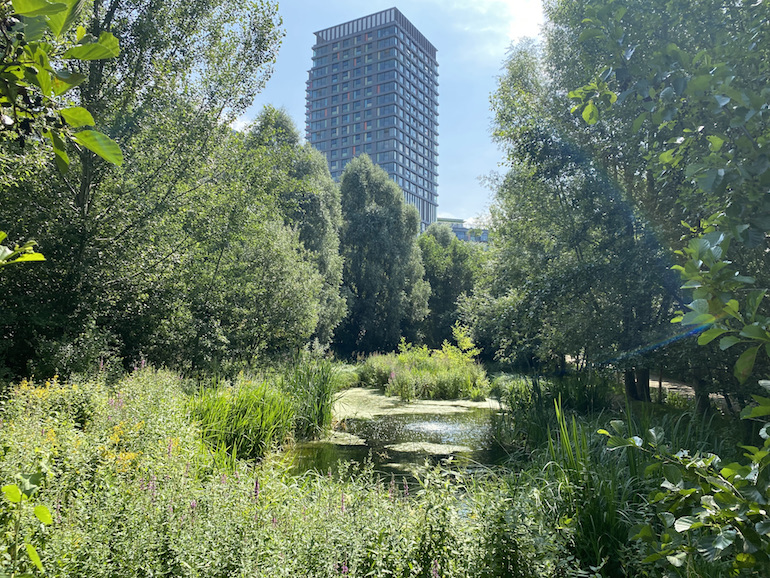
(306, 7, 439, 228)
(437, 218, 489, 243)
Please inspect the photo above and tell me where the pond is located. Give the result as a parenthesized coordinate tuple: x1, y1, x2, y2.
(286, 388, 509, 480)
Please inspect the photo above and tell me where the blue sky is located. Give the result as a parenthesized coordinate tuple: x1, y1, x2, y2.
(239, 0, 544, 221)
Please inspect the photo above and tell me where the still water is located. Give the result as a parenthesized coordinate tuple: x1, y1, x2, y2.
(286, 388, 508, 479)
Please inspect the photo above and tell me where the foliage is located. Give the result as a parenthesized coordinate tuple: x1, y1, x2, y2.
(189, 376, 294, 462)
(418, 223, 483, 348)
(562, 0, 770, 394)
(0, 0, 122, 167)
(358, 325, 489, 401)
(1, 474, 52, 578)
(248, 106, 346, 348)
(598, 379, 770, 574)
(0, 367, 590, 578)
(281, 356, 336, 440)
(0, 4, 347, 381)
(465, 38, 682, 386)
(0, 231, 43, 268)
(491, 371, 616, 451)
(335, 155, 430, 356)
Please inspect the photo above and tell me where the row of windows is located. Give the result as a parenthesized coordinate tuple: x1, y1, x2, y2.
(312, 49, 438, 94)
(309, 93, 437, 135)
(309, 80, 437, 117)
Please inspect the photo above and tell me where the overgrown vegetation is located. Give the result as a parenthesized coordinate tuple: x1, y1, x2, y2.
(358, 325, 489, 401)
(3, 0, 770, 575)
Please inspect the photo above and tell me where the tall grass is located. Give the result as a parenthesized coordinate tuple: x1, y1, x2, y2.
(189, 376, 293, 461)
(0, 368, 597, 578)
(282, 357, 336, 439)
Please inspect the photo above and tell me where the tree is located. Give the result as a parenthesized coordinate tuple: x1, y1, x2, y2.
(247, 106, 346, 348)
(335, 155, 430, 356)
(561, 0, 770, 401)
(464, 40, 681, 388)
(418, 223, 482, 348)
(0, 0, 285, 377)
(0, 0, 124, 273)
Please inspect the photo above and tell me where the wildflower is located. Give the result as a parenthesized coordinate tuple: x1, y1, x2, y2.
(272, 516, 277, 527)
(341, 491, 345, 513)
(403, 477, 409, 497)
(190, 499, 197, 510)
(431, 560, 439, 578)
(254, 477, 260, 501)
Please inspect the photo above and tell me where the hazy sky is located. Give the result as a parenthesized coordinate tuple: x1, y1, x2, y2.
(240, 0, 544, 221)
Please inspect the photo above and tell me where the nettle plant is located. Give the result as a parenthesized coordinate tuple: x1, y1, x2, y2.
(1, 473, 53, 578)
(600, 384, 770, 573)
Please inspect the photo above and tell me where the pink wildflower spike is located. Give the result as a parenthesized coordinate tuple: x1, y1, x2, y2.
(254, 477, 260, 501)
(341, 491, 345, 513)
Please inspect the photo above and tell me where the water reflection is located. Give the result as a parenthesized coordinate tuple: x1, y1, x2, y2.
(287, 406, 507, 480)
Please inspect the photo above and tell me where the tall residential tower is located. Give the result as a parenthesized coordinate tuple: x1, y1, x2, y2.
(306, 7, 439, 228)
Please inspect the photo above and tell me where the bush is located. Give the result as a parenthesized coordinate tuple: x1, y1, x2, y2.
(358, 325, 490, 401)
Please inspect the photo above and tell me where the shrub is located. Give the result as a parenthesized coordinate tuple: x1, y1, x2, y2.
(359, 325, 490, 401)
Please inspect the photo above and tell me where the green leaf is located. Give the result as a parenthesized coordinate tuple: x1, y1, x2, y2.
(71, 130, 123, 166)
(11, 253, 45, 264)
(582, 101, 599, 125)
(667, 552, 687, 567)
(578, 29, 604, 42)
(606, 435, 637, 449)
(34, 504, 52, 525)
(52, 69, 86, 96)
(707, 135, 725, 152)
(674, 516, 698, 532)
(713, 529, 736, 550)
(46, 0, 86, 38)
(25, 543, 43, 572)
(2, 484, 22, 503)
(663, 464, 683, 485)
(11, 0, 66, 16)
(60, 106, 94, 127)
(720, 335, 741, 350)
(63, 32, 120, 60)
(739, 324, 770, 341)
(49, 130, 69, 174)
(734, 346, 760, 384)
(698, 326, 727, 345)
(681, 311, 716, 326)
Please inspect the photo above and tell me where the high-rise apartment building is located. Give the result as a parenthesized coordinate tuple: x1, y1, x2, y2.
(306, 7, 439, 228)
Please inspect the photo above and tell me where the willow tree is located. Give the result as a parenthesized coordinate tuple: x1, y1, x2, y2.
(335, 155, 430, 356)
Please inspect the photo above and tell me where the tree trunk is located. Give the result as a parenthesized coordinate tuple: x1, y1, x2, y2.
(635, 367, 651, 403)
(625, 369, 639, 400)
(692, 374, 711, 415)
